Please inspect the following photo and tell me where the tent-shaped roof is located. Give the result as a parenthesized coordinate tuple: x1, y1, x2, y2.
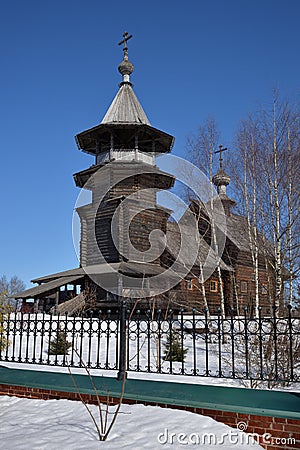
(75, 42, 174, 155)
(101, 82, 150, 125)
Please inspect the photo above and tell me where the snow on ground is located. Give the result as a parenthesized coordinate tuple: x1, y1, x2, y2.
(0, 396, 264, 450)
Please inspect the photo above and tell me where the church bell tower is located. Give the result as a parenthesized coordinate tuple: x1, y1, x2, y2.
(73, 33, 175, 299)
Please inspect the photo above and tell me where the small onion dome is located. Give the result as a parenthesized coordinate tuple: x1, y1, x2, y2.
(118, 59, 134, 76)
(212, 169, 231, 188)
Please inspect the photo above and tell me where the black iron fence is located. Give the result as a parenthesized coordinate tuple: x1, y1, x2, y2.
(0, 305, 299, 387)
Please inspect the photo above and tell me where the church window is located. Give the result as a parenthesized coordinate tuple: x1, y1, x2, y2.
(210, 280, 218, 292)
(261, 284, 267, 295)
(241, 281, 248, 293)
(186, 279, 197, 290)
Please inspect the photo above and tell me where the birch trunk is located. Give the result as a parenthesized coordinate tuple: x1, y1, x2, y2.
(272, 99, 282, 312)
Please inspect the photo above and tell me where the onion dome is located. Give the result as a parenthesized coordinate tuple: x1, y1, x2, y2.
(212, 169, 231, 194)
(212, 145, 236, 215)
(117, 31, 134, 84)
(118, 60, 134, 77)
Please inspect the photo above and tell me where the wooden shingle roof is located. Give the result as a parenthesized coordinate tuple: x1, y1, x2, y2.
(101, 82, 151, 125)
(13, 275, 84, 299)
(163, 222, 233, 272)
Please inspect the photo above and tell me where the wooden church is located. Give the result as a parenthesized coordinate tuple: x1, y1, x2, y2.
(15, 34, 281, 317)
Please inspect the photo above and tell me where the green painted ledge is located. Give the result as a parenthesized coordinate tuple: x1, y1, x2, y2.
(0, 366, 299, 420)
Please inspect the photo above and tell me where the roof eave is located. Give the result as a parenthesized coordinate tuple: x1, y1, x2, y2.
(75, 123, 174, 155)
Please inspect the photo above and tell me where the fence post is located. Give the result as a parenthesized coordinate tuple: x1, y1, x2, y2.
(117, 299, 127, 381)
(244, 306, 249, 379)
(272, 305, 279, 381)
(287, 304, 294, 382)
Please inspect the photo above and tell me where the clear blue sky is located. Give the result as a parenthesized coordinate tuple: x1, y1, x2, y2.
(1, 0, 299, 288)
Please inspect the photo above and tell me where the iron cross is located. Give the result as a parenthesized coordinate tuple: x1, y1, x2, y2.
(214, 145, 228, 170)
(118, 31, 133, 51)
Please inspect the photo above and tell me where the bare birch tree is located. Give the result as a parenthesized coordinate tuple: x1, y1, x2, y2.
(234, 123, 260, 316)
(186, 117, 227, 317)
(233, 93, 300, 310)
